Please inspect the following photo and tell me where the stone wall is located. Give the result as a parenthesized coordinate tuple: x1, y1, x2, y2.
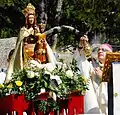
(0, 37, 73, 68)
(0, 37, 101, 68)
(0, 37, 17, 68)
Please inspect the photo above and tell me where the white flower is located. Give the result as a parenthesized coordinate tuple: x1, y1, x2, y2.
(45, 63, 55, 72)
(44, 70, 51, 75)
(29, 60, 38, 67)
(63, 63, 67, 69)
(19, 87, 23, 91)
(41, 88, 46, 93)
(66, 70, 73, 78)
(50, 75, 62, 85)
(27, 70, 35, 78)
(34, 72, 39, 77)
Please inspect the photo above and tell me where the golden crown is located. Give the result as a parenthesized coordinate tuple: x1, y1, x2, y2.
(24, 3, 35, 17)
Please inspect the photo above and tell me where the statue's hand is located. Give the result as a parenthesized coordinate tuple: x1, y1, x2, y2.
(22, 27, 34, 38)
(23, 31, 30, 38)
(29, 60, 44, 69)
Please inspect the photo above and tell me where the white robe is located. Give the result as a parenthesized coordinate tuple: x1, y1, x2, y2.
(73, 48, 101, 114)
(0, 71, 6, 84)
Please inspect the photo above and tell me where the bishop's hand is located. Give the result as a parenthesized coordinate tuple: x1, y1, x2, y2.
(79, 35, 91, 57)
(79, 35, 89, 48)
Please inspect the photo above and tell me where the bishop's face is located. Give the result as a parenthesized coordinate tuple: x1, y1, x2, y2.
(28, 14, 34, 25)
(98, 44, 112, 64)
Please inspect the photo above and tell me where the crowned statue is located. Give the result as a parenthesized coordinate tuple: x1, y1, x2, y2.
(5, 3, 57, 82)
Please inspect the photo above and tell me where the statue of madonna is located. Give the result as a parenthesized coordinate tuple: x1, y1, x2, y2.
(5, 3, 57, 82)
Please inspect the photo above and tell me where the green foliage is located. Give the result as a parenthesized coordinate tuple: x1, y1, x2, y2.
(0, 67, 55, 100)
(61, 0, 120, 44)
(0, 65, 59, 112)
(0, 59, 89, 112)
(0, 28, 18, 38)
(34, 99, 59, 113)
(0, 0, 29, 38)
(1, 0, 120, 44)
(0, 0, 13, 5)
(57, 32, 76, 49)
(51, 59, 89, 98)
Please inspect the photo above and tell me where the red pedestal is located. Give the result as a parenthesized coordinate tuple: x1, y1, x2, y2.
(0, 94, 34, 115)
(0, 93, 84, 115)
(34, 92, 54, 115)
(35, 92, 49, 101)
(58, 95, 84, 115)
(35, 92, 84, 115)
(68, 95, 84, 115)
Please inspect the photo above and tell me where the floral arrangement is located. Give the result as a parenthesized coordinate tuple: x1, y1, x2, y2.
(51, 59, 89, 98)
(0, 67, 56, 100)
(0, 58, 89, 112)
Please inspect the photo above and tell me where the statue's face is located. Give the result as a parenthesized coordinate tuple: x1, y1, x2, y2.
(39, 23, 46, 33)
(28, 14, 34, 25)
(40, 27, 45, 33)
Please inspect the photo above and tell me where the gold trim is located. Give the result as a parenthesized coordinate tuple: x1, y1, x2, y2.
(102, 52, 120, 82)
(35, 33, 46, 40)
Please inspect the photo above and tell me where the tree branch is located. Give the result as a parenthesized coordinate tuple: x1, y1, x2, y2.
(44, 25, 80, 35)
(51, 0, 63, 51)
